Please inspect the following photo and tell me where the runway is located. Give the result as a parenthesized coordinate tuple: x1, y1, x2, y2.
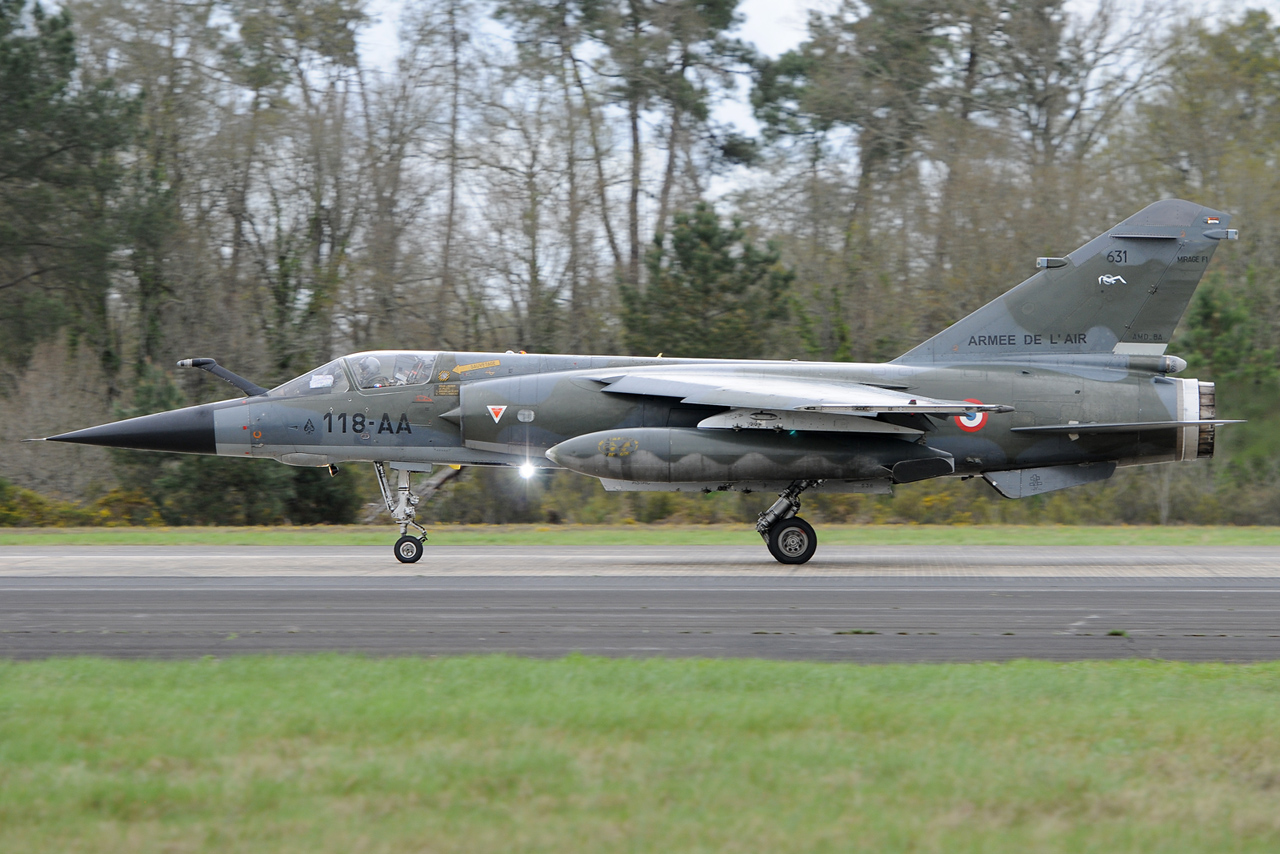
(4, 544, 1280, 577)
(2, 545, 1279, 662)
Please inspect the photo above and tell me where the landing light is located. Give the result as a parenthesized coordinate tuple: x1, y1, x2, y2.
(519, 462, 537, 479)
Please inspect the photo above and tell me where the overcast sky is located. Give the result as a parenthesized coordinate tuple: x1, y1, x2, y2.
(358, 0, 828, 135)
(360, 0, 824, 64)
(351, 0, 1268, 195)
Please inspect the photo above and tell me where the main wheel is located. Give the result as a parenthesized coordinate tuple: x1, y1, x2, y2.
(766, 517, 817, 565)
(394, 535, 424, 564)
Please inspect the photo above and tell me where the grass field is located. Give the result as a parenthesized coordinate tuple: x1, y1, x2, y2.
(1, 656, 1278, 852)
(3, 523, 1280, 547)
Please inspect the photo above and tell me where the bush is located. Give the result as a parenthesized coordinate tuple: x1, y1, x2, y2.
(88, 488, 164, 526)
(0, 477, 96, 526)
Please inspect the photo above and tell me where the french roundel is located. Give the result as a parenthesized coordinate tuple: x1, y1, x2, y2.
(954, 399, 988, 432)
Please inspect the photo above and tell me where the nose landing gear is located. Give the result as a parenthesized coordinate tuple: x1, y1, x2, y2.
(374, 462, 465, 563)
(374, 462, 427, 563)
(756, 480, 820, 565)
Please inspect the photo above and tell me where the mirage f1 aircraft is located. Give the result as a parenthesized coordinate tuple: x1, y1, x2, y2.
(38, 199, 1242, 564)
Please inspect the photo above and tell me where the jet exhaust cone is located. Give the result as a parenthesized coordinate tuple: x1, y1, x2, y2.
(46, 403, 221, 455)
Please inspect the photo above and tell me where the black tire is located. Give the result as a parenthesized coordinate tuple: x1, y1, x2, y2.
(766, 517, 817, 565)
(394, 535, 424, 564)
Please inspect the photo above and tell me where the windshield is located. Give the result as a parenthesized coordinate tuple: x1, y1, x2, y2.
(269, 359, 351, 397)
(345, 351, 439, 390)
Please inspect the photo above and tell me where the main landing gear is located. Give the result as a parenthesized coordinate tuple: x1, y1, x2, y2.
(374, 462, 427, 563)
(756, 480, 819, 565)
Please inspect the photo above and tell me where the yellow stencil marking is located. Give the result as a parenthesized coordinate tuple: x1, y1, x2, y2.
(455, 360, 501, 373)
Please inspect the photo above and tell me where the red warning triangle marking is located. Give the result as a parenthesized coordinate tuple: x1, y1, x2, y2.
(487, 405, 507, 423)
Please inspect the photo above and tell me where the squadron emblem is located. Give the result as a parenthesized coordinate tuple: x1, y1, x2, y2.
(1098, 274, 1127, 286)
(598, 436, 639, 457)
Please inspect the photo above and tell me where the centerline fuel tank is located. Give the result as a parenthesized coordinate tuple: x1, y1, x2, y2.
(546, 428, 954, 484)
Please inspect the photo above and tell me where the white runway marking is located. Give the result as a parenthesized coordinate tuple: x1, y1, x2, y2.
(1, 545, 1278, 577)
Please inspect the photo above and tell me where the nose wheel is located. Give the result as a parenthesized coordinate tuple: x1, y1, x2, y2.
(394, 535, 425, 564)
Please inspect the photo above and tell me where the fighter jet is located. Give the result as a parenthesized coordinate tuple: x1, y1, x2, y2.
(37, 199, 1242, 564)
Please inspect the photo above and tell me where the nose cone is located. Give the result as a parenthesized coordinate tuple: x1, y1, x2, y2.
(544, 434, 599, 475)
(46, 403, 220, 454)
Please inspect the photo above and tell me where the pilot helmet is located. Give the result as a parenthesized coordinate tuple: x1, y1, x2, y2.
(357, 355, 381, 378)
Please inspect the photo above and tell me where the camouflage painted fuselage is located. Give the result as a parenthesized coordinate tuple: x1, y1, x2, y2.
(88, 349, 1205, 500)
(46, 199, 1235, 502)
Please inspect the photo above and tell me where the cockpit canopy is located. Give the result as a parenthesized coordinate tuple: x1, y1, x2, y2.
(268, 352, 440, 397)
(269, 359, 351, 397)
(345, 352, 439, 390)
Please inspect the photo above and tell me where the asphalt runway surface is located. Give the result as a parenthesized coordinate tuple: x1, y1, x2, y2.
(2, 545, 1280, 662)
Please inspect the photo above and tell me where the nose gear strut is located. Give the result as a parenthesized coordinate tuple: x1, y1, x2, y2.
(374, 462, 427, 563)
(373, 463, 465, 563)
(756, 479, 821, 565)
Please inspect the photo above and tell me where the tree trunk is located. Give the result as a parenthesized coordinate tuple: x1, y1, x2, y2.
(443, 0, 465, 346)
(628, 95, 642, 289)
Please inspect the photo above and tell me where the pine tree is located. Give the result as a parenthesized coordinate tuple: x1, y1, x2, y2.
(621, 202, 792, 359)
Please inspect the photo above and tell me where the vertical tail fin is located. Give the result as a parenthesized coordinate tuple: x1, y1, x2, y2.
(894, 199, 1234, 364)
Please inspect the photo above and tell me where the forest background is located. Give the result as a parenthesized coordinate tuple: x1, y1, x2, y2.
(2, 0, 1279, 528)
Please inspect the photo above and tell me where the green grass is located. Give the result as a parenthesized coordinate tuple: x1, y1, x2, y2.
(3, 523, 1280, 547)
(1, 656, 1278, 852)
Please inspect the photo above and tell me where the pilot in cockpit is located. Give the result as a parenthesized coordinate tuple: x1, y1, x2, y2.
(357, 355, 387, 388)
